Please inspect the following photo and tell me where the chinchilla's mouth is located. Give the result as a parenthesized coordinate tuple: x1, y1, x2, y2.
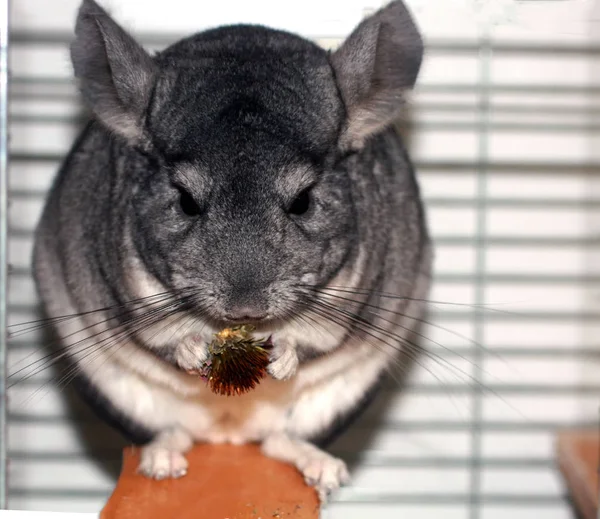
(208, 315, 282, 335)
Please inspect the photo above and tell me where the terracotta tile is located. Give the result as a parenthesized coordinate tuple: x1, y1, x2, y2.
(101, 444, 320, 519)
(557, 430, 599, 519)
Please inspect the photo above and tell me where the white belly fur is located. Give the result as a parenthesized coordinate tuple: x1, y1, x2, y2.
(72, 327, 388, 445)
(43, 261, 429, 446)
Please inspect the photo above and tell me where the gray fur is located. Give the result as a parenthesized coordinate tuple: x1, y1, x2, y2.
(33, 0, 431, 493)
(331, 1, 423, 149)
(70, 0, 157, 141)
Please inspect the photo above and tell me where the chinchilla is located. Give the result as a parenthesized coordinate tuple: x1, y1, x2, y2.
(33, 0, 431, 500)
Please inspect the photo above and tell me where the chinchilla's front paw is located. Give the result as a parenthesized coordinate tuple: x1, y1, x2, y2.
(267, 334, 299, 380)
(173, 333, 210, 373)
(262, 433, 350, 503)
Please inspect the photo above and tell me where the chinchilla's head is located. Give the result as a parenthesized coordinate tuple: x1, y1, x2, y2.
(70, 0, 423, 329)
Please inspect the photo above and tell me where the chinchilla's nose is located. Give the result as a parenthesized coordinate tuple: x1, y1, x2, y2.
(224, 304, 268, 322)
(219, 249, 275, 322)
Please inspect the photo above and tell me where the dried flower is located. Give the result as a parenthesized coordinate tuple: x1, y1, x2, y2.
(192, 325, 272, 396)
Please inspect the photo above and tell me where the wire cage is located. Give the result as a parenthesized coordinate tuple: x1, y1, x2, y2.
(3, 1, 600, 518)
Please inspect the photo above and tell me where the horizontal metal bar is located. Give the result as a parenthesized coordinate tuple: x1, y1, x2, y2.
(10, 92, 75, 101)
(12, 76, 600, 97)
(9, 451, 122, 462)
(6, 487, 567, 506)
(10, 101, 600, 120)
(333, 456, 556, 470)
(7, 339, 598, 360)
(8, 488, 111, 500)
(420, 84, 600, 95)
(7, 413, 596, 432)
(273, 158, 591, 172)
(336, 493, 566, 506)
(10, 104, 600, 118)
(10, 113, 600, 133)
(8, 187, 600, 211)
(425, 197, 600, 209)
(6, 450, 557, 470)
(438, 273, 600, 284)
(10, 225, 600, 248)
(10, 266, 600, 286)
(10, 154, 600, 174)
(401, 384, 600, 395)
(10, 114, 85, 124)
(448, 347, 600, 358)
(7, 302, 600, 321)
(11, 31, 600, 56)
(9, 152, 64, 163)
(9, 267, 600, 288)
(380, 420, 597, 432)
(10, 77, 74, 87)
(4, 189, 46, 199)
(382, 121, 600, 133)
(435, 236, 600, 247)
(7, 380, 600, 396)
(413, 102, 600, 116)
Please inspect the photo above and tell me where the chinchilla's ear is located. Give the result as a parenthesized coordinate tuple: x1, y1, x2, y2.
(70, 0, 157, 142)
(331, 1, 423, 151)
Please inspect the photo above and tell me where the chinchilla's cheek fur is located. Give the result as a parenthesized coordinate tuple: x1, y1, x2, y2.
(33, 0, 430, 501)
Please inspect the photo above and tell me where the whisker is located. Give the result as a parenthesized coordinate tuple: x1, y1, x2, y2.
(301, 304, 456, 393)
(7, 288, 197, 337)
(314, 298, 466, 373)
(54, 303, 195, 394)
(275, 303, 317, 341)
(8, 291, 183, 375)
(307, 285, 520, 315)
(306, 299, 467, 381)
(306, 288, 509, 365)
(154, 293, 213, 349)
(302, 303, 478, 417)
(8, 295, 192, 387)
(27, 291, 213, 401)
(24, 299, 199, 405)
(303, 296, 516, 413)
(277, 295, 337, 342)
(310, 290, 483, 365)
(52, 292, 216, 398)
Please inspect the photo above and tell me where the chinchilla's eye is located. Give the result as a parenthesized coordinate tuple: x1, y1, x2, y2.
(288, 188, 311, 216)
(177, 186, 202, 217)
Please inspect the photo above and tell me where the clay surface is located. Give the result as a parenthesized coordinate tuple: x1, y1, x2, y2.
(101, 444, 320, 519)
